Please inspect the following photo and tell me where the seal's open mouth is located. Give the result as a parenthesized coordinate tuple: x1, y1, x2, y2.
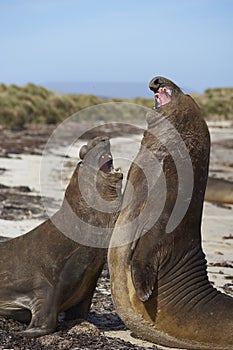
(153, 87, 172, 109)
(99, 152, 113, 173)
(99, 152, 121, 174)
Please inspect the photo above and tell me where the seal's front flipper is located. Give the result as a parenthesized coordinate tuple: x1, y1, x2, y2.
(131, 258, 157, 302)
(20, 291, 58, 338)
(65, 289, 95, 320)
(130, 236, 158, 302)
(20, 312, 57, 338)
(20, 326, 56, 338)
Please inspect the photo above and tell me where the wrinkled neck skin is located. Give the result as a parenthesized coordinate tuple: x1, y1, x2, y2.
(96, 170, 123, 204)
(67, 164, 122, 215)
(52, 164, 122, 247)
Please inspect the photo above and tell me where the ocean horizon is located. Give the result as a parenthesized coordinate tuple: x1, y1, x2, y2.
(44, 81, 195, 99)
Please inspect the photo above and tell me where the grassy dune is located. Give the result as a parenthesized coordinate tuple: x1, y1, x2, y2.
(0, 83, 232, 129)
(192, 88, 233, 121)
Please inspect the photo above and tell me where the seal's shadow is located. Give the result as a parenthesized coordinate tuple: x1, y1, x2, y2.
(88, 312, 126, 331)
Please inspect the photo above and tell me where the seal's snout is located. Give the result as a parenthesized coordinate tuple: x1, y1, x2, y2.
(98, 136, 111, 151)
(149, 76, 163, 92)
(99, 135, 109, 142)
(149, 76, 174, 109)
(78, 137, 111, 172)
(92, 135, 109, 147)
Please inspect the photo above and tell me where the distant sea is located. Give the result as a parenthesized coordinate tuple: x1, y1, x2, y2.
(44, 82, 195, 99)
(44, 82, 160, 99)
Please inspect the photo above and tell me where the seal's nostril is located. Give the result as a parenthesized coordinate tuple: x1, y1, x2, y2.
(153, 78, 160, 86)
(100, 136, 109, 142)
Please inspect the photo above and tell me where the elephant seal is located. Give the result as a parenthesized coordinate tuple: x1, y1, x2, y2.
(0, 236, 10, 242)
(0, 136, 122, 337)
(108, 77, 233, 350)
(205, 177, 233, 204)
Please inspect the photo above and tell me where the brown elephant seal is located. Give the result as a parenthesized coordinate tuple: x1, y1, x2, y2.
(205, 177, 233, 204)
(108, 77, 233, 350)
(0, 136, 122, 337)
(0, 236, 10, 242)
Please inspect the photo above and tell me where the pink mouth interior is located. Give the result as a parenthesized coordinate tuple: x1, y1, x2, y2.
(99, 153, 113, 173)
(155, 87, 172, 108)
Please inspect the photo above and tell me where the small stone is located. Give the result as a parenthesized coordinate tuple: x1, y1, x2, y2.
(214, 251, 224, 255)
(67, 321, 100, 337)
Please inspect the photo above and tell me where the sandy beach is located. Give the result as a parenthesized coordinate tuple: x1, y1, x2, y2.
(0, 121, 232, 349)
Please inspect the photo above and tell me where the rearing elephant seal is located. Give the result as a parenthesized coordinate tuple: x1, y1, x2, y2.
(108, 77, 233, 350)
(0, 136, 122, 337)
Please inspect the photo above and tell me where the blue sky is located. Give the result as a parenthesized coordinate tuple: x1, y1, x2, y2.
(0, 0, 233, 95)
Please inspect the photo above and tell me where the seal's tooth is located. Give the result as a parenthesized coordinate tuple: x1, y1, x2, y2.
(113, 168, 121, 173)
(101, 154, 112, 159)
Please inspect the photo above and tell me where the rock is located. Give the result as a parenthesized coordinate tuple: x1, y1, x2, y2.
(67, 321, 100, 336)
